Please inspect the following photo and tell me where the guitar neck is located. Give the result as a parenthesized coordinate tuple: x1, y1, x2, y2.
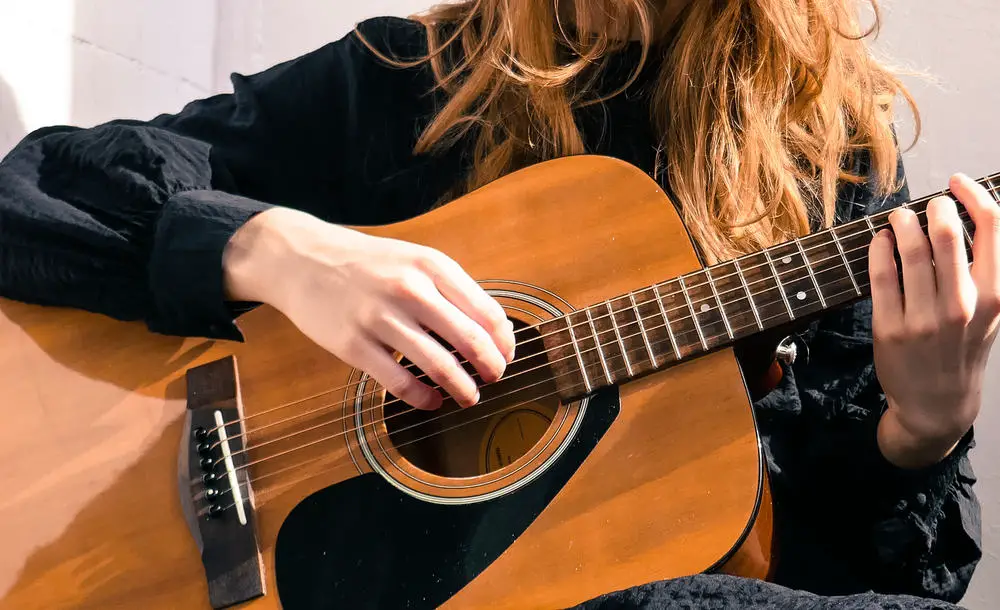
(541, 172, 1000, 400)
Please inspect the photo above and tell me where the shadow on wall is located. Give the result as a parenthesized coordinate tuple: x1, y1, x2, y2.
(0, 76, 26, 157)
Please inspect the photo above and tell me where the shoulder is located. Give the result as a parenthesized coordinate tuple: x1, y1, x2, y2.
(247, 17, 431, 89)
(324, 16, 439, 104)
(351, 16, 430, 57)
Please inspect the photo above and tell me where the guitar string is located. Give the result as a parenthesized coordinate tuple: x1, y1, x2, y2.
(207, 204, 976, 459)
(211, 217, 943, 481)
(207, 227, 907, 468)
(210, 247, 895, 476)
(204, 188, 984, 439)
(205, 212, 905, 463)
(205, 202, 980, 464)
(202, 272, 889, 515)
(200, 182, 1000, 509)
(204, 174, 999, 437)
(202, 173, 1000, 503)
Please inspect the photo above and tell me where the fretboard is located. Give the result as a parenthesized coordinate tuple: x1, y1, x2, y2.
(541, 172, 1000, 401)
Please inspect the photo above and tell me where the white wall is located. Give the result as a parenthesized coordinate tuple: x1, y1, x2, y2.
(0, 1, 995, 606)
(213, 0, 432, 90)
(873, 4, 1000, 606)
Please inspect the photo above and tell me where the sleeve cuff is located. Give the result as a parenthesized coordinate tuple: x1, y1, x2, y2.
(147, 189, 273, 341)
(862, 407, 974, 517)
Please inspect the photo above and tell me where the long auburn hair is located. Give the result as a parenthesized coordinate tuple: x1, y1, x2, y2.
(360, 0, 917, 263)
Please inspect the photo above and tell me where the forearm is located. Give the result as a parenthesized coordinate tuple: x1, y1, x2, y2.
(222, 207, 315, 306)
(877, 407, 969, 470)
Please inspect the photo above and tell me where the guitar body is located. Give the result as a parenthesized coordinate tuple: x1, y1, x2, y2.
(0, 156, 771, 609)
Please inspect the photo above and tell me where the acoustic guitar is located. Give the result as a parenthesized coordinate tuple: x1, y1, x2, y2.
(0, 155, 990, 609)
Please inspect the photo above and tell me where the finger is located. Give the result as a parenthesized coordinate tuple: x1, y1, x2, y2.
(418, 251, 516, 363)
(926, 195, 976, 328)
(409, 292, 508, 384)
(949, 173, 1000, 328)
(951, 172, 1000, 270)
(376, 313, 481, 408)
(888, 208, 937, 323)
(349, 337, 443, 411)
(869, 228, 904, 339)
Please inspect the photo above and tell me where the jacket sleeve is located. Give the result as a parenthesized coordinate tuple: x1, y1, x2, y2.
(762, 151, 982, 602)
(0, 17, 429, 340)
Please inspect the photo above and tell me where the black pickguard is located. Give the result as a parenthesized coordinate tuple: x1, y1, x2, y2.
(273, 386, 620, 610)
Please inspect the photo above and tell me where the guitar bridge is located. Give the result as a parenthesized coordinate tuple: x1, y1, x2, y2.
(178, 355, 266, 609)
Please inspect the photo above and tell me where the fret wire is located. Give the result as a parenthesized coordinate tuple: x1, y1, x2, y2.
(678, 276, 709, 351)
(543, 207, 976, 377)
(763, 249, 795, 319)
(985, 177, 1000, 202)
(569, 207, 985, 363)
(705, 269, 734, 339)
(961, 222, 974, 251)
(545, 204, 982, 363)
(732, 258, 763, 330)
(795, 239, 827, 308)
(565, 314, 592, 393)
(606, 300, 633, 376)
(863, 215, 877, 237)
(629, 292, 658, 367)
(829, 228, 861, 296)
(652, 283, 683, 360)
(585, 308, 613, 385)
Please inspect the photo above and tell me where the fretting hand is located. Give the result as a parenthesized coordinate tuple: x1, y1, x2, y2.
(223, 207, 516, 411)
(870, 173, 1000, 469)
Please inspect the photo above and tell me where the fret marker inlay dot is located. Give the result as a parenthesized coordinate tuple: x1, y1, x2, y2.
(700, 303, 710, 313)
(782, 256, 792, 264)
(796, 291, 807, 301)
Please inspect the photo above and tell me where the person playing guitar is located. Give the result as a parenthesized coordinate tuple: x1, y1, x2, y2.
(0, 1, 994, 608)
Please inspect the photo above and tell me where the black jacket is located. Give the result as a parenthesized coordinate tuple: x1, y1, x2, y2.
(0, 16, 981, 609)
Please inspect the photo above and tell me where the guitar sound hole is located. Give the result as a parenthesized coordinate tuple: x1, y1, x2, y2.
(383, 319, 560, 478)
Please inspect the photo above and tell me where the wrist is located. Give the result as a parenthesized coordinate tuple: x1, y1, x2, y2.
(222, 207, 303, 307)
(877, 408, 965, 470)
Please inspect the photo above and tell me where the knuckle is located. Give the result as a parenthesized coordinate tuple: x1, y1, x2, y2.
(388, 273, 424, 301)
(420, 362, 447, 382)
(459, 329, 489, 361)
(874, 325, 902, 345)
(907, 319, 939, 340)
(340, 333, 367, 357)
(358, 306, 391, 334)
(489, 304, 510, 332)
(870, 265, 895, 285)
(874, 320, 903, 342)
(479, 329, 507, 366)
(900, 242, 930, 264)
(982, 290, 1000, 316)
(988, 207, 1000, 233)
(929, 222, 960, 248)
(943, 305, 974, 328)
(413, 247, 451, 274)
(383, 372, 418, 400)
(421, 359, 461, 388)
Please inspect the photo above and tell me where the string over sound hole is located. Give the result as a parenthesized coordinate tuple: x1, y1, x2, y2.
(383, 319, 561, 478)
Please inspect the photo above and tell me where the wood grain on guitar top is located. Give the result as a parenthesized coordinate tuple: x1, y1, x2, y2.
(0, 156, 769, 609)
